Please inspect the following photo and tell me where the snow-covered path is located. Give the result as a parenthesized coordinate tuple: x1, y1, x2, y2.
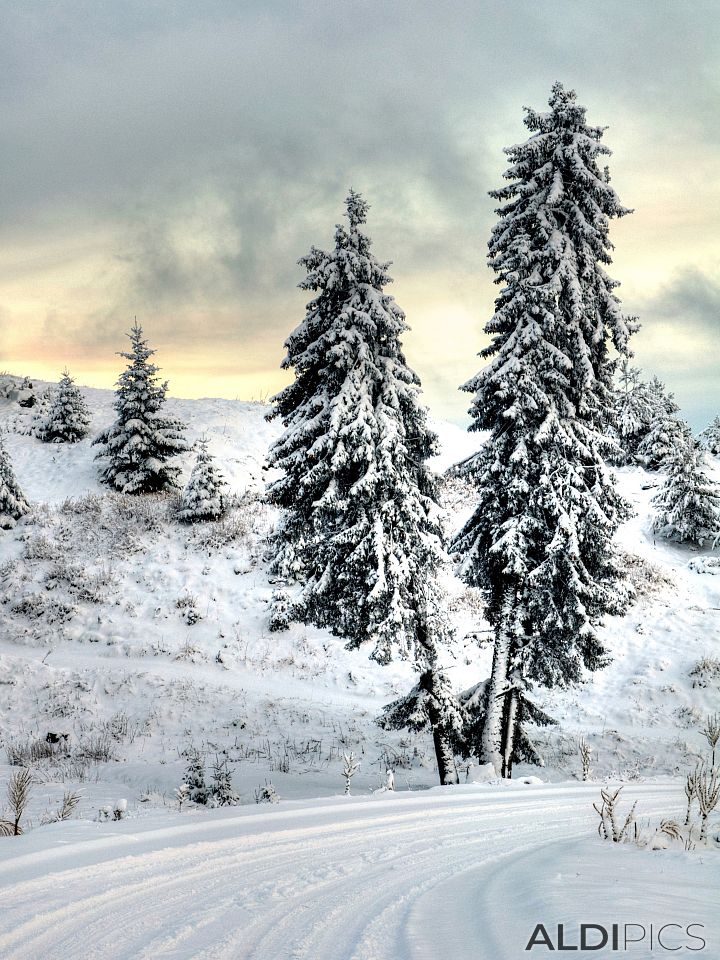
(2, 782, 717, 960)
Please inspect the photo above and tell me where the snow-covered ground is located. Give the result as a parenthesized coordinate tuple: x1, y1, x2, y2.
(2, 782, 718, 960)
(1, 375, 719, 958)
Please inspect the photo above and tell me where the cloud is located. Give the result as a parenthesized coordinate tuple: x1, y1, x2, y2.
(1, 0, 718, 428)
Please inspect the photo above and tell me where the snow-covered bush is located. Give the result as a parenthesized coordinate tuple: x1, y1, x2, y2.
(34, 369, 90, 443)
(177, 438, 227, 523)
(268, 588, 293, 632)
(0, 436, 29, 528)
(593, 786, 637, 842)
(254, 781, 279, 804)
(93, 324, 189, 493)
(700, 415, 720, 456)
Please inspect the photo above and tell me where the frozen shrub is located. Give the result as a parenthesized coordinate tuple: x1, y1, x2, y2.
(254, 781, 279, 804)
(593, 786, 637, 842)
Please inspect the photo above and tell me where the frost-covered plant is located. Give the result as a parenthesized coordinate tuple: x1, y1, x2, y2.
(696, 764, 720, 842)
(177, 438, 227, 523)
(578, 738, 592, 782)
(701, 713, 720, 766)
(175, 783, 190, 812)
(0, 436, 29, 528)
(268, 588, 293, 632)
(34, 369, 90, 443)
(1, 768, 33, 836)
(685, 765, 700, 826)
(341, 752, 360, 795)
(254, 781, 279, 804)
(593, 786, 637, 842)
(93, 323, 189, 493)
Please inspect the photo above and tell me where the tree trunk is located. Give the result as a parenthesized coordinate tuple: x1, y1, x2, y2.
(427, 682, 459, 786)
(416, 614, 459, 786)
(480, 629, 510, 776)
(501, 686, 518, 779)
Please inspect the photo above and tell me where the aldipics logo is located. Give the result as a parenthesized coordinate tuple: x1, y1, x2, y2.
(525, 923, 707, 952)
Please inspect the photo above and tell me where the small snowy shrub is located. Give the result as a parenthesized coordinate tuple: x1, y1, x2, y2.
(690, 657, 720, 689)
(254, 781, 279, 804)
(0, 436, 29, 527)
(176, 592, 202, 625)
(577, 738, 592, 782)
(1, 768, 33, 837)
(268, 589, 293, 632)
(593, 786, 637, 842)
(341, 751, 360, 795)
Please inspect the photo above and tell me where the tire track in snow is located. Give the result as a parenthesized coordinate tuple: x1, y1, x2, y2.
(0, 784, 690, 960)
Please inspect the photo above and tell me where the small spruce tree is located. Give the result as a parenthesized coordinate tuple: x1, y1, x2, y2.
(700, 416, 720, 456)
(208, 756, 239, 806)
(93, 324, 189, 493)
(637, 414, 690, 471)
(652, 439, 720, 546)
(182, 748, 209, 804)
(177, 438, 227, 522)
(35, 369, 91, 443)
(0, 436, 29, 528)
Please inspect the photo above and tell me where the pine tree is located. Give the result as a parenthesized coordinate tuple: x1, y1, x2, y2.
(93, 324, 189, 493)
(700, 416, 720, 456)
(0, 436, 29, 528)
(267, 190, 460, 783)
(35, 369, 91, 443)
(652, 438, 720, 546)
(452, 83, 635, 776)
(177, 438, 227, 522)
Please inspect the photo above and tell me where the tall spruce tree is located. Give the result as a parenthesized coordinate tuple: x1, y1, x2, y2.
(0, 436, 29, 528)
(652, 437, 720, 546)
(452, 83, 634, 776)
(267, 190, 460, 783)
(35, 369, 91, 443)
(93, 324, 189, 493)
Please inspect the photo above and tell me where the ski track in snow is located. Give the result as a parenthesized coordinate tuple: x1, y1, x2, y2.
(2, 782, 714, 960)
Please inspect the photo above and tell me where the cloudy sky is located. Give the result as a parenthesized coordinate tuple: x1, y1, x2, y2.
(2, 1, 718, 428)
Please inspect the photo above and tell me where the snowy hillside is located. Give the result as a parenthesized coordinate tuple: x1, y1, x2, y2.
(0, 377, 719, 957)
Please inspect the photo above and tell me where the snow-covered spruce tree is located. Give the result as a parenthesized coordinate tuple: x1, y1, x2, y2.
(701, 416, 720, 456)
(611, 360, 654, 465)
(35, 369, 91, 443)
(267, 190, 460, 784)
(637, 412, 688, 471)
(93, 324, 189, 493)
(177, 438, 227, 522)
(0, 436, 29, 528)
(652, 437, 720, 546)
(452, 83, 635, 777)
